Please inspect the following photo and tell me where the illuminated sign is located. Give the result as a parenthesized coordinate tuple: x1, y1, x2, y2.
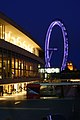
(5, 32, 38, 55)
(39, 68, 60, 73)
(5, 32, 32, 51)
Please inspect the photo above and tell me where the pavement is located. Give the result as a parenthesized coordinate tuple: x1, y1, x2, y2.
(0, 91, 27, 101)
(0, 91, 80, 120)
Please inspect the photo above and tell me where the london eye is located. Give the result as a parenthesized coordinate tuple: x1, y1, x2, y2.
(45, 20, 68, 71)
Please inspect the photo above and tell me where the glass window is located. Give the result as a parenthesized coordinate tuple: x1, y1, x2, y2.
(0, 69, 2, 79)
(30, 66, 33, 70)
(20, 70, 23, 76)
(19, 70, 20, 77)
(0, 55, 2, 68)
(3, 54, 8, 78)
(12, 69, 14, 78)
(26, 64, 28, 70)
(15, 59, 18, 69)
(19, 60, 21, 69)
(12, 58, 14, 68)
(0, 62, 2, 68)
(26, 70, 28, 77)
(15, 70, 19, 77)
(20, 61, 23, 69)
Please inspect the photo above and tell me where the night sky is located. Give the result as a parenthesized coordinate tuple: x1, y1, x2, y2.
(0, 0, 80, 69)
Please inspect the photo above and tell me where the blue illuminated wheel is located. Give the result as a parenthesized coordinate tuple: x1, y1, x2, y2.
(45, 20, 68, 71)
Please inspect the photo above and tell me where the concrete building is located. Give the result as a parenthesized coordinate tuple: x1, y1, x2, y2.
(0, 12, 44, 95)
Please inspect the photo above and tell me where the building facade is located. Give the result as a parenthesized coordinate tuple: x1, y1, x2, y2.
(0, 12, 44, 95)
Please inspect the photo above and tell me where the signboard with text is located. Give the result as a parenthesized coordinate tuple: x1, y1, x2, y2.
(38, 68, 60, 73)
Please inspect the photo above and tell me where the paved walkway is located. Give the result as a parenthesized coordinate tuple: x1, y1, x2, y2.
(0, 91, 27, 100)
